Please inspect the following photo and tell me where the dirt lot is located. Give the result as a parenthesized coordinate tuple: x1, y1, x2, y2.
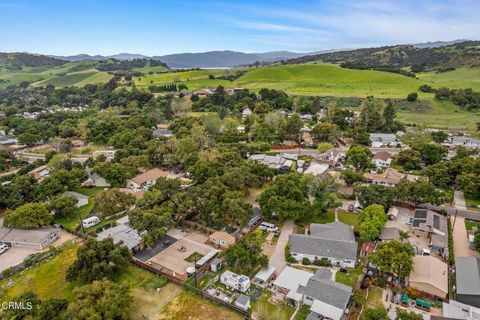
(129, 283, 182, 320)
(451, 216, 479, 258)
(147, 229, 216, 276)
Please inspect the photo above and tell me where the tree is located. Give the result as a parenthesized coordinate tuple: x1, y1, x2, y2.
(359, 204, 387, 240)
(347, 146, 373, 171)
(395, 149, 422, 171)
(383, 100, 397, 132)
(407, 92, 418, 102)
(37, 298, 69, 320)
(65, 279, 132, 320)
(309, 176, 340, 218)
(363, 307, 388, 320)
(398, 230, 411, 243)
(91, 188, 135, 217)
(67, 238, 131, 283)
(219, 193, 253, 229)
(49, 194, 78, 216)
(129, 205, 174, 247)
(396, 179, 445, 205)
(340, 169, 366, 186)
(415, 143, 448, 165)
(224, 232, 268, 274)
(312, 123, 339, 142)
(360, 97, 384, 132)
(395, 308, 423, 320)
(473, 232, 480, 252)
(4, 202, 53, 228)
(369, 241, 414, 284)
(1, 291, 40, 319)
(431, 131, 448, 143)
(259, 173, 312, 221)
(355, 185, 396, 209)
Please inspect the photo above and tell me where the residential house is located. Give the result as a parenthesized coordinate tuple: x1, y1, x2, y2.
(446, 136, 480, 149)
(0, 227, 59, 251)
(153, 128, 173, 139)
(63, 191, 89, 207)
(455, 257, 480, 307)
(300, 268, 353, 320)
(97, 216, 144, 252)
(303, 163, 329, 176)
(82, 167, 110, 188)
(118, 188, 145, 200)
(242, 107, 253, 118)
(442, 300, 480, 320)
(220, 270, 250, 293)
(387, 207, 399, 220)
(209, 231, 236, 248)
(0, 136, 18, 146)
(369, 133, 399, 147)
(373, 151, 392, 169)
(194, 88, 213, 96)
(412, 209, 448, 254)
(300, 114, 313, 121)
(273, 267, 352, 320)
(364, 167, 420, 187)
(27, 165, 49, 181)
(409, 255, 448, 299)
(249, 153, 298, 170)
(318, 150, 346, 167)
(127, 168, 177, 190)
(289, 221, 358, 268)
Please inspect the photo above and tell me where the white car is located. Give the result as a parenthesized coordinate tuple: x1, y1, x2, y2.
(0, 244, 9, 255)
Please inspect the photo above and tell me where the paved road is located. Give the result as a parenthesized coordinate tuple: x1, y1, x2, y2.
(453, 190, 467, 210)
(395, 201, 480, 222)
(269, 220, 294, 274)
(450, 216, 479, 258)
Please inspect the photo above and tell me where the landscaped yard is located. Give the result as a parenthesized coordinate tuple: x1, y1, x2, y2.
(465, 219, 480, 231)
(251, 292, 294, 320)
(294, 305, 311, 320)
(335, 267, 363, 287)
(360, 286, 386, 320)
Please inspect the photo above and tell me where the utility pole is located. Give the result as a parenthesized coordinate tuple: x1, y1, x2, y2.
(193, 254, 198, 288)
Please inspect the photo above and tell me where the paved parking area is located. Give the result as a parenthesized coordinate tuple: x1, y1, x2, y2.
(0, 247, 38, 273)
(144, 228, 216, 276)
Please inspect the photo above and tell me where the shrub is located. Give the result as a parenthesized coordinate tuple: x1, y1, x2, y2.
(313, 258, 331, 267)
(302, 257, 311, 265)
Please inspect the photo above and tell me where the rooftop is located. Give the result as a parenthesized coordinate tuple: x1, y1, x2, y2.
(456, 257, 480, 296)
(410, 255, 448, 295)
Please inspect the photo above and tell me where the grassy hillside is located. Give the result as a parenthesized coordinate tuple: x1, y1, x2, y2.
(417, 67, 480, 90)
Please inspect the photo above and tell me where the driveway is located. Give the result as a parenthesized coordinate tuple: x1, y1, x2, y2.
(451, 216, 479, 258)
(0, 247, 38, 273)
(269, 220, 294, 274)
(453, 190, 467, 210)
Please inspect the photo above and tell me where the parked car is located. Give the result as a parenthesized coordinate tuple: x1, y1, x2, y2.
(259, 222, 279, 233)
(0, 244, 9, 255)
(82, 216, 101, 228)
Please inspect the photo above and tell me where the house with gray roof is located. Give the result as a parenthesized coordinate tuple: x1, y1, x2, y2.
(455, 257, 480, 308)
(300, 268, 353, 320)
(0, 226, 59, 251)
(369, 133, 399, 147)
(97, 217, 143, 252)
(274, 267, 352, 320)
(412, 209, 448, 255)
(82, 167, 110, 188)
(289, 221, 358, 268)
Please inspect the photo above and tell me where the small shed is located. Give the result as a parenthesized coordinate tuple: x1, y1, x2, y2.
(210, 257, 222, 272)
(235, 294, 251, 311)
(387, 207, 399, 220)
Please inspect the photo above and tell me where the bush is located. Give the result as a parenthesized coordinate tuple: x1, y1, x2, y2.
(313, 258, 331, 267)
(302, 257, 311, 265)
(407, 92, 418, 101)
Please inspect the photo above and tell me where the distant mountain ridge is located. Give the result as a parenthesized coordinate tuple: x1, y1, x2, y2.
(286, 40, 480, 73)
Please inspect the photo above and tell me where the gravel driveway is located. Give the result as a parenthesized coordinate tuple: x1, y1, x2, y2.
(268, 220, 294, 274)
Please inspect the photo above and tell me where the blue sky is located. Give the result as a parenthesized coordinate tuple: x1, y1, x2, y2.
(0, 0, 479, 55)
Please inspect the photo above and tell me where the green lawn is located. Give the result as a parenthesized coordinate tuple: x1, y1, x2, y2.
(53, 187, 103, 230)
(338, 211, 360, 232)
(251, 292, 294, 320)
(294, 305, 311, 320)
(0, 243, 168, 303)
(465, 219, 480, 231)
(335, 267, 363, 287)
(464, 194, 480, 208)
(184, 252, 204, 263)
(360, 286, 386, 320)
(417, 67, 480, 91)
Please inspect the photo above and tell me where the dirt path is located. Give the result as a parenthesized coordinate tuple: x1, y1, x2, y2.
(269, 220, 294, 273)
(453, 190, 467, 210)
(451, 216, 479, 258)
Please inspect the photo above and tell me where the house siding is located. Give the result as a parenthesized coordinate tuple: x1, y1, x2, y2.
(291, 252, 355, 268)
